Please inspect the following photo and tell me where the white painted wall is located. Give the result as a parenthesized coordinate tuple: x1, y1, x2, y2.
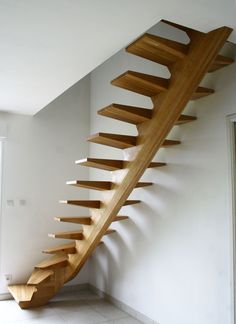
(0, 75, 91, 294)
(89, 21, 236, 324)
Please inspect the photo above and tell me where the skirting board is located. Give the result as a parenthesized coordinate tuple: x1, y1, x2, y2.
(89, 284, 159, 324)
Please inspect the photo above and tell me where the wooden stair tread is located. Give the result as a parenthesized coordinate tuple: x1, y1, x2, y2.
(27, 269, 53, 285)
(8, 285, 37, 303)
(67, 180, 152, 190)
(98, 103, 196, 125)
(104, 229, 116, 236)
(35, 255, 68, 270)
(88, 132, 180, 149)
(192, 86, 214, 99)
(113, 216, 129, 222)
(60, 200, 101, 209)
(43, 242, 76, 254)
(98, 103, 152, 124)
(55, 216, 92, 225)
(48, 230, 83, 240)
(76, 158, 166, 171)
(111, 70, 169, 97)
(126, 33, 188, 66)
(126, 32, 232, 73)
(55, 216, 128, 224)
(87, 132, 137, 149)
(111, 70, 214, 100)
(208, 54, 234, 72)
(124, 200, 140, 206)
(67, 180, 112, 191)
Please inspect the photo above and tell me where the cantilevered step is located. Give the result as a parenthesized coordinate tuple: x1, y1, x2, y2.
(126, 33, 188, 66)
(104, 229, 116, 236)
(60, 200, 101, 209)
(192, 86, 214, 100)
(123, 200, 140, 206)
(55, 216, 93, 225)
(111, 71, 214, 100)
(55, 216, 129, 225)
(43, 242, 76, 254)
(87, 132, 180, 149)
(76, 158, 166, 171)
(8, 285, 37, 304)
(27, 269, 53, 285)
(60, 199, 140, 208)
(208, 54, 234, 72)
(35, 255, 68, 270)
(66, 180, 152, 191)
(98, 103, 196, 125)
(126, 32, 233, 73)
(111, 71, 168, 97)
(49, 230, 83, 240)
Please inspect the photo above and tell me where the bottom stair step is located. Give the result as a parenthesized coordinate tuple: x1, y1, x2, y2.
(27, 269, 53, 285)
(8, 285, 37, 303)
(35, 254, 68, 270)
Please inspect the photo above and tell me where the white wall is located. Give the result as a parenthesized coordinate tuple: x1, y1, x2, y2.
(89, 21, 236, 324)
(0, 75, 91, 294)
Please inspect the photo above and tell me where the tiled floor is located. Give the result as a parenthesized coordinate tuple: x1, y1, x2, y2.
(0, 289, 142, 323)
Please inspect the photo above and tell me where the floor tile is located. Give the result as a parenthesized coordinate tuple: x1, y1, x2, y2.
(59, 305, 106, 323)
(0, 289, 143, 324)
(104, 317, 142, 323)
(6, 314, 65, 323)
(87, 300, 128, 320)
(0, 300, 56, 323)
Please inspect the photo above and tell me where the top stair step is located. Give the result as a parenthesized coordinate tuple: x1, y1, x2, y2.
(126, 33, 233, 72)
(126, 33, 188, 67)
(98, 103, 196, 125)
(111, 71, 214, 99)
(76, 158, 166, 171)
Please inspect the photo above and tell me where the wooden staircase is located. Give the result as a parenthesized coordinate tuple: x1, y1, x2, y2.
(8, 20, 234, 309)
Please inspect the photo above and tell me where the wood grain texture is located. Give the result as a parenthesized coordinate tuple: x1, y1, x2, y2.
(43, 242, 76, 254)
(126, 33, 187, 66)
(76, 158, 166, 171)
(55, 216, 92, 225)
(35, 255, 68, 270)
(208, 54, 234, 72)
(98, 103, 196, 125)
(111, 70, 214, 100)
(8, 285, 37, 303)
(66, 180, 152, 191)
(27, 269, 53, 285)
(63, 25, 232, 289)
(88, 132, 180, 149)
(67, 180, 112, 191)
(59, 200, 101, 209)
(48, 230, 83, 240)
(111, 70, 169, 97)
(8, 22, 232, 309)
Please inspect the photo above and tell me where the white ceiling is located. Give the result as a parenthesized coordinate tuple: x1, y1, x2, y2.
(0, 0, 236, 115)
